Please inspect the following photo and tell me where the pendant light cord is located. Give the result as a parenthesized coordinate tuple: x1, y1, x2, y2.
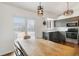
(39, 2, 41, 6)
(67, 2, 69, 10)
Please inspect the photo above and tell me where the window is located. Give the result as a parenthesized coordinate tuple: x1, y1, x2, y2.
(14, 16, 26, 32)
(46, 18, 54, 29)
(13, 16, 35, 39)
(27, 19, 35, 32)
(26, 19, 35, 39)
(13, 16, 26, 38)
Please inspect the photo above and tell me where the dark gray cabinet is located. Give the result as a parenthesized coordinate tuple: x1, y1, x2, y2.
(43, 31, 66, 44)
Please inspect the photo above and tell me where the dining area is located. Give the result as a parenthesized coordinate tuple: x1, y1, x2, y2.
(14, 32, 78, 56)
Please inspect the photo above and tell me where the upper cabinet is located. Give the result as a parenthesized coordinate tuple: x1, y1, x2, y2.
(54, 16, 79, 27)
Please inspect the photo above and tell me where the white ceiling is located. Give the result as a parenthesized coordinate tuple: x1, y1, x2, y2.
(4, 2, 79, 18)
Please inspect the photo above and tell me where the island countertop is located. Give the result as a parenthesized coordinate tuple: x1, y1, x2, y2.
(17, 38, 76, 56)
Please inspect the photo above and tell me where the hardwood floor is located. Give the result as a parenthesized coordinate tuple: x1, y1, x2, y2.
(3, 52, 15, 56)
(4, 42, 79, 56)
(63, 42, 79, 56)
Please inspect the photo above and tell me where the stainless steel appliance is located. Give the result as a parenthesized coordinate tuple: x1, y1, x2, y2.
(66, 28, 79, 44)
(66, 21, 79, 27)
(66, 28, 78, 39)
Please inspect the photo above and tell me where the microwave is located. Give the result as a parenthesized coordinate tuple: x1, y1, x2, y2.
(66, 21, 79, 27)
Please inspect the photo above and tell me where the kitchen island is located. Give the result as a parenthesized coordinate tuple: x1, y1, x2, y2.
(15, 38, 77, 56)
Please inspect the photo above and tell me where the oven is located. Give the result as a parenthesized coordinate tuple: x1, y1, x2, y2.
(66, 28, 78, 39)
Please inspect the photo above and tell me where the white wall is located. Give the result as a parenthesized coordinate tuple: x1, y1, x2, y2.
(0, 2, 50, 55)
(35, 17, 44, 39)
(0, 3, 41, 55)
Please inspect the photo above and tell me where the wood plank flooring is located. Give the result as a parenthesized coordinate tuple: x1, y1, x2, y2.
(4, 42, 79, 56)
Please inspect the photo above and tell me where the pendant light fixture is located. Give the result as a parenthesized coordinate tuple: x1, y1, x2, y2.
(37, 2, 44, 16)
(64, 2, 73, 16)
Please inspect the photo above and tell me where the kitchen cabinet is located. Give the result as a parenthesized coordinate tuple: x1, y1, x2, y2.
(43, 31, 66, 44)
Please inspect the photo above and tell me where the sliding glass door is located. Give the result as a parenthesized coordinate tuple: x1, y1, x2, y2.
(27, 19, 35, 39)
(14, 16, 35, 39)
(14, 16, 26, 39)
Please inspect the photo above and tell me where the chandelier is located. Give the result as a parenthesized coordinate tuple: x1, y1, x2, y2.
(37, 2, 43, 16)
(64, 2, 73, 16)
